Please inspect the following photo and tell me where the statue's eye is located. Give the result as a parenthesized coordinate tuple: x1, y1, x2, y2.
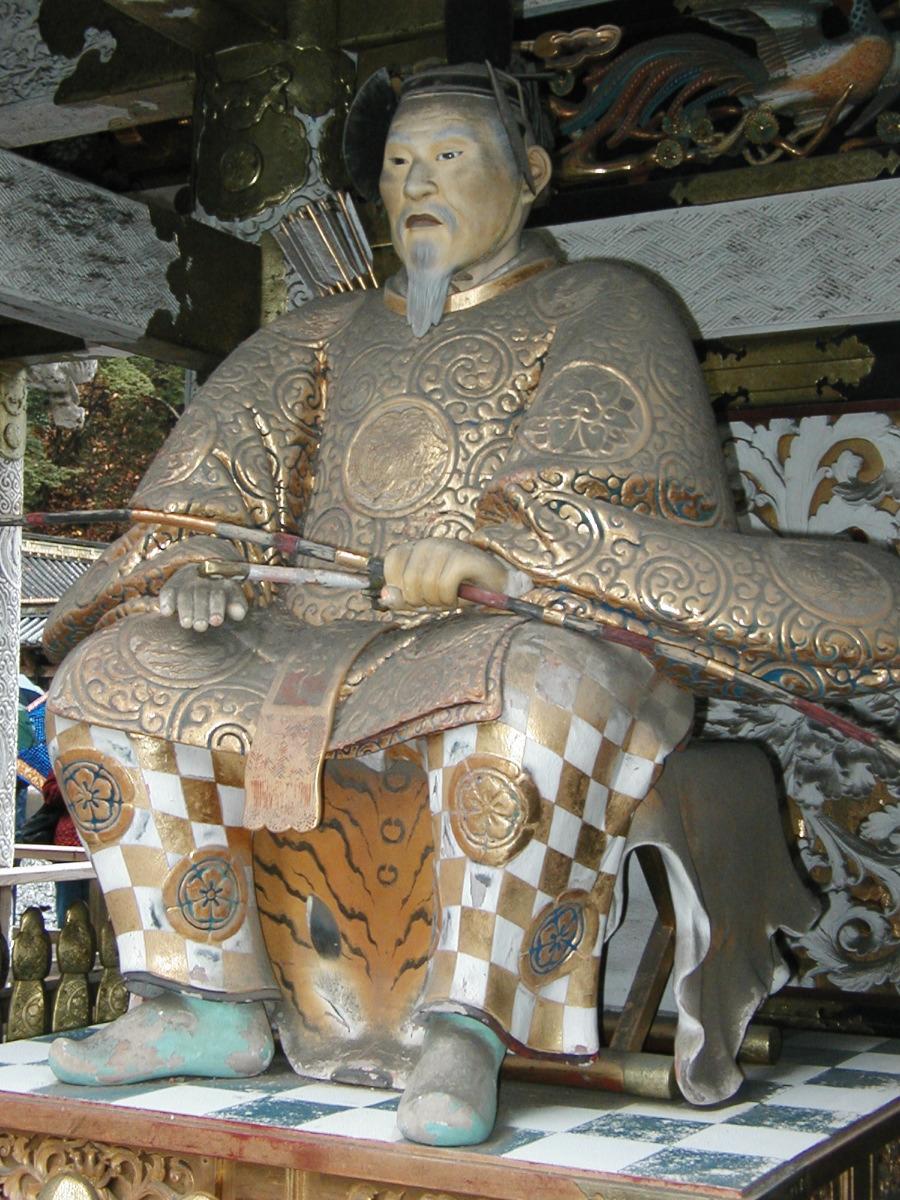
(437, 149, 462, 161)
(386, 155, 407, 166)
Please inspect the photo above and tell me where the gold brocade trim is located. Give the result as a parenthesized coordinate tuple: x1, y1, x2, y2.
(16, 758, 46, 789)
(383, 258, 557, 317)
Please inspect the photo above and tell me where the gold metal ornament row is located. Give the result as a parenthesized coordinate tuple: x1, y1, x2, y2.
(3, 902, 128, 1043)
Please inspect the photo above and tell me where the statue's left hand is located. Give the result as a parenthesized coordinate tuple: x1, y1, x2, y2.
(382, 538, 509, 610)
(159, 564, 249, 631)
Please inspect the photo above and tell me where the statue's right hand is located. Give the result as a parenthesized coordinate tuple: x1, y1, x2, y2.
(158, 564, 249, 632)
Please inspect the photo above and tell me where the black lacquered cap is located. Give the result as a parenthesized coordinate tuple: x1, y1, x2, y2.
(343, 62, 539, 203)
(342, 0, 547, 203)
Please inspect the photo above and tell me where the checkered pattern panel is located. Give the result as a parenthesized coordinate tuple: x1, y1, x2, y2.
(47, 716, 277, 1000)
(420, 627, 694, 1058)
(2, 1029, 897, 1193)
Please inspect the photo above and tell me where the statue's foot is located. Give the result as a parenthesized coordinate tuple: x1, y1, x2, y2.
(398, 1014, 505, 1147)
(49, 992, 274, 1086)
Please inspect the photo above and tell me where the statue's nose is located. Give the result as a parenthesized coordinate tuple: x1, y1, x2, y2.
(403, 159, 437, 199)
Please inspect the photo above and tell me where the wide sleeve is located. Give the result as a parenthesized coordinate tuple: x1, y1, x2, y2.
(43, 293, 364, 660)
(471, 262, 900, 698)
(475, 259, 735, 539)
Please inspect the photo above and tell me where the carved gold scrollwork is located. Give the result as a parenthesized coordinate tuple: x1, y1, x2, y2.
(0, 1132, 201, 1199)
(877, 1136, 900, 1198)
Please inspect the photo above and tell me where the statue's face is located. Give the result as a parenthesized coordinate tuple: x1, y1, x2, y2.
(380, 96, 527, 276)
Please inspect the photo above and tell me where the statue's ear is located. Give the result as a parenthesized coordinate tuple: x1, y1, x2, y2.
(526, 145, 553, 199)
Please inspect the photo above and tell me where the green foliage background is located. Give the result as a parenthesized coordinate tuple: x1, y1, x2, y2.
(25, 356, 184, 538)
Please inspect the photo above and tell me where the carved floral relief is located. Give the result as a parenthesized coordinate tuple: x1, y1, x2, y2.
(715, 411, 900, 991)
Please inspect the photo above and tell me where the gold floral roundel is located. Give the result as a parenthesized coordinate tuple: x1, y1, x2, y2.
(519, 360, 650, 462)
(163, 846, 247, 943)
(55, 747, 136, 845)
(519, 889, 600, 990)
(448, 754, 541, 866)
(770, 540, 895, 625)
(342, 396, 456, 517)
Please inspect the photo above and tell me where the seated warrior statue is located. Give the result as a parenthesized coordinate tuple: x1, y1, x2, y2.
(42, 62, 900, 1147)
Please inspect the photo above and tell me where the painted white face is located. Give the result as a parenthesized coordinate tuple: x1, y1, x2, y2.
(379, 96, 529, 277)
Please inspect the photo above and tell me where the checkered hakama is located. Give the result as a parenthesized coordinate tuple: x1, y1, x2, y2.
(418, 624, 693, 1058)
(46, 714, 277, 1001)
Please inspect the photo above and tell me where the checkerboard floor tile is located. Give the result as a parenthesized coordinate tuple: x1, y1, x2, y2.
(0, 1028, 894, 1193)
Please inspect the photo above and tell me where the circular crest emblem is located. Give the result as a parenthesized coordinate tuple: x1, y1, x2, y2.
(163, 846, 247, 942)
(342, 396, 456, 516)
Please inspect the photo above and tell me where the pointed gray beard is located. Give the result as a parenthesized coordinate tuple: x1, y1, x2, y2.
(406, 243, 453, 338)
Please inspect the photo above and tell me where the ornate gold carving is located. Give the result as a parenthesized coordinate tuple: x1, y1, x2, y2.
(0, 1132, 202, 1199)
(701, 333, 875, 410)
(670, 148, 900, 206)
(876, 1136, 900, 1198)
(55, 748, 136, 846)
(195, 43, 311, 221)
(38, 1174, 102, 1200)
(346, 1187, 463, 1200)
(448, 754, 541, 866)
(162, 846, 247, 942)
(94, 915, 129, 1025)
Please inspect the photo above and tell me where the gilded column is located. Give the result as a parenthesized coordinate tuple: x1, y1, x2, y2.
(0, 362, 26, 870)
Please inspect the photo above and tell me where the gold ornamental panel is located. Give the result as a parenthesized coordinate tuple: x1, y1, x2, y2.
(0, 1131, 210, 1198)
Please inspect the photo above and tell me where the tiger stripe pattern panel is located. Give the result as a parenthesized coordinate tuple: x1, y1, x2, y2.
(419, 623, 694, 1058)
(253, 748, 435, 1088)
(45, 713, 277, 1000)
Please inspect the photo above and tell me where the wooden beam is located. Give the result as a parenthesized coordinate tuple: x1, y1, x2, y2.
(0, 150, 262, 371)
(0, 320, 91, 364)
(0, 860, 95, 886)
(101, 0, 279, 55)
(0, 0, 194, 149)
(549, 178, 900, 339)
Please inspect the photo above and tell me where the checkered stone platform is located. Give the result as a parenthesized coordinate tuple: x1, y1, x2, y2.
(2, 1029, 897, 1194)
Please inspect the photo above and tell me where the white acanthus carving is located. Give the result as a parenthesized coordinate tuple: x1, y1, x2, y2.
(708, 409, 900, 994)
(724, 411, 900, 542)
(26, 360, 98, 429)
(0, 0, 116, 108)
